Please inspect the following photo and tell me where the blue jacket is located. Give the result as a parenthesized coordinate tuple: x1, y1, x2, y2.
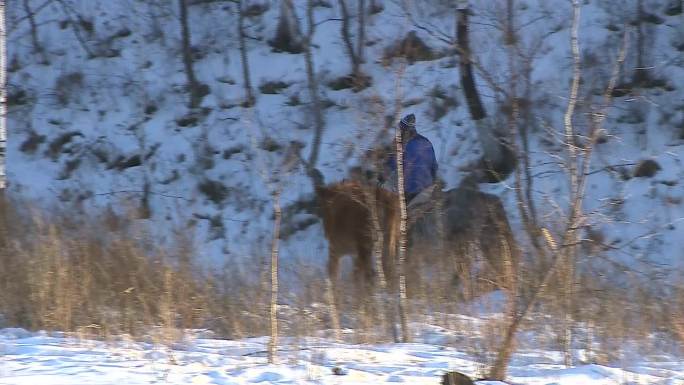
(387, 134, 438, 195)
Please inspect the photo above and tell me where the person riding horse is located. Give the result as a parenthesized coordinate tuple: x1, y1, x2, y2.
(384, 113, 438, 205)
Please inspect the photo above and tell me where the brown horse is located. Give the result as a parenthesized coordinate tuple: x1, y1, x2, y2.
(316, 181, 399, 298)
(313, 165, 518, 310)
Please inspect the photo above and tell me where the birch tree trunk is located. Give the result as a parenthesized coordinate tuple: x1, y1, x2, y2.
(392, 66, 409, 343)
(363, 182, 389, 337)
(394, 129, 409, 343)
(0, 0, 6, 190)
(267, 190, 282, 364)
(304, 0, 325, 176)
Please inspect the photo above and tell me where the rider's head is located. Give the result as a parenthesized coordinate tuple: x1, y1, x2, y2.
(399, 113, 416, 139)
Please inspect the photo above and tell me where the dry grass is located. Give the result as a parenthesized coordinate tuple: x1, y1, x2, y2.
(0, 197, 265, 342)
(0, 196, 679, 357)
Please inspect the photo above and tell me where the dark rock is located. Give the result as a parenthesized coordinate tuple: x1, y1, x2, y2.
(115, 28, 132, 38)
(144, 103, 158, 115)
(259, 80, 290, 94)
(327, 73, 372, 92)
(665, 0, 683, 15)
(20, 131, 46, 154)
(58, 158, 81, 180)
(176, 115, 198, 127)
(633, 159, 661, 178)
(260, 137, 282, 152)
(640, 12, 665, 24)
(197, 83, 211, 98)
(441, 371, 474, 385)
(198, 179, 229, 205)
(244, 2, 269, 17)
(109, 154, 142, 170)
(268, 3, 304, 54)
(331, 367, 346, 376)
(78, 16, 94, 33)
(7, 88, 29, 106)
(223, 146, 244, 159)
(47, 132, 83, 160)
(383, 30, 439, 64)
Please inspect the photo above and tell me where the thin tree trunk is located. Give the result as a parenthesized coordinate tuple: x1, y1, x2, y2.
(561, 2, 583, 365)
(268, 190, 282, 364)
(357, 0, 366, 65)
(0, 0, 5, 190)
(504, 0, 515, 45)
(456, 5, 486, 121)
(304, 0, 325, 172)
(338, 0, 361, 78)
(364, 181, 389, 338)
(55, 0, 94, 58)
(23, 0, 49, 64)
(456, 2, 515, 181)
(238, 0, 255, 107)
(394, 132, 410, 343)
(633, 0, 646, 85)
(178, 0, 201, 108)
(504, 0, 541, 250)
(519, 49, 539, 231)
(393, 66, 409, 343)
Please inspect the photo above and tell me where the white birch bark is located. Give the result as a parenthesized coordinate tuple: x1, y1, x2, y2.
(393, 66, 409, 343)
(268, 190, 282, 364)
(0, 0, 6, 189)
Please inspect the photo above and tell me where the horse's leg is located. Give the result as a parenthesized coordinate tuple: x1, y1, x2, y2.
(326, 244, 342, 341)
(382, 227, 397, 295)
(354, 240, 374, 301)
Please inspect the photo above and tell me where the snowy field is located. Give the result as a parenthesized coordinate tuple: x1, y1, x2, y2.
(1, 326, 683, 385)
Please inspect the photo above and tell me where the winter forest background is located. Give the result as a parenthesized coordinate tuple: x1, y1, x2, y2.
(1, 0, 684, 383)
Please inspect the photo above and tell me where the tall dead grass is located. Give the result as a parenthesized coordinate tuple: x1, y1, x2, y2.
(0, 197, 268, 341)
(0, 195, 679, 357)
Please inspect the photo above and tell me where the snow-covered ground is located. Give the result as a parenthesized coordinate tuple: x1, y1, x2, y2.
(2, 326, 683, 385)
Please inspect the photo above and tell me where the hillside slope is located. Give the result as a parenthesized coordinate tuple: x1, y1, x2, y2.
(6, 0, 684, 278)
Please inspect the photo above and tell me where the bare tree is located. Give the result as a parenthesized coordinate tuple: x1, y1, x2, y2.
(456, 0, 515, 183)
(0, 0, 5, 190)
(178, 0, 205, 108)
(244, 103, 300, 362)
(54, 0, 94, 58)
(237, 0, 255, 107)
(301, 0, 325, 187)
(633, 0, 649, 85)
(392, 64, 410, 343)
(267, 188, 281, 364)
(488, 2, 629, 378)
(338, 0, 368, 88)
(357, 0, 366, 67)
(22, 0, 49, 64)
